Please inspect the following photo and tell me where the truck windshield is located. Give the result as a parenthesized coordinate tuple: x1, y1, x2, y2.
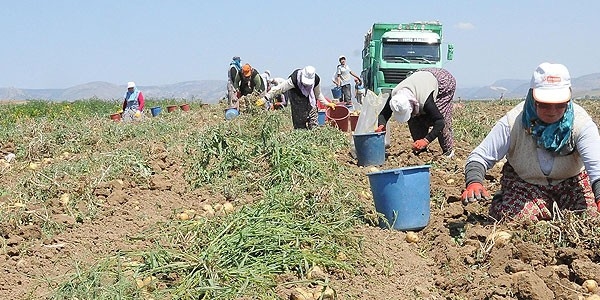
(382, 42, 440, 63)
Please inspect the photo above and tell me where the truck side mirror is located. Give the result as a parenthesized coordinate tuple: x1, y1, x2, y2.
(447, 44, 454, 60)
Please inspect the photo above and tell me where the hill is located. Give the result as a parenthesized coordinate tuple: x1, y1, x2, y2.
(456, 73, 600, 100)
(0, 80, 227, 104)
(1, 73, 599, 102)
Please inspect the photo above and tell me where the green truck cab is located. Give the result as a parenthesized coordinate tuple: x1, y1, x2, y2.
(361, 21, 454, 95)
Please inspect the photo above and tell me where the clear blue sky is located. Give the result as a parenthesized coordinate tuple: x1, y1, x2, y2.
(2, 0, 599, 89)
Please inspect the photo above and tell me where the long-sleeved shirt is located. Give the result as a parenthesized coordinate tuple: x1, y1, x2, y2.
(467, 102, 600, 186)
(378, 87, 445, 143)
(233, 70, 264, 96)
(122, 90, 144, 111)
(265, 76, 330, 107)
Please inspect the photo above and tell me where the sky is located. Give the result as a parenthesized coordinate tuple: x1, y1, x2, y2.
(2, 0, 600, 89)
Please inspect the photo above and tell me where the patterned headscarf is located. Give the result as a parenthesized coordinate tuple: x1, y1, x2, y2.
(521, 89, 575, 155)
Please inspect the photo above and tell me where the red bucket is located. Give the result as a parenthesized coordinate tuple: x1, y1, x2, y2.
(349, 114, 359, 131)
(326, 105, 350, 132)
(167, 105, 178, 113)
(110, 113, 121, 122)
(180, 103, 190, 111)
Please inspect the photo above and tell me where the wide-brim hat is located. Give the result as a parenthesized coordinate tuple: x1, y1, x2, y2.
(301, 66, 316, 85)
(390, 93, 412, 123)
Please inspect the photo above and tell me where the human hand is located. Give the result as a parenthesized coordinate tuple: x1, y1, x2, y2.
(461, 182, 490, 205)
(326, 102, 336, 110)
(134, 111, 141, 118)
(375, 125, 386, 132)
(412, 139, 429, 151)
(273, 102, 282, 108)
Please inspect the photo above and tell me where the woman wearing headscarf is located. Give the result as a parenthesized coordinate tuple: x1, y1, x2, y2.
(122, 81, 145, 122)
(227, 56, 242, 106)
(263, 66, 336, 129)
(462, 62, 600, 221)
(375, 67, 456, 157)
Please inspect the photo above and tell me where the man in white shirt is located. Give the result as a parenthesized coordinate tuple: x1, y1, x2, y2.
(335, 55, 362, 106)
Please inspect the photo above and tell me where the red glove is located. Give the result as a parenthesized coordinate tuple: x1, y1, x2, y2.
(412, 139, 429, 151)
(461, 182, 490, 204)
(375, 125, 385, 132)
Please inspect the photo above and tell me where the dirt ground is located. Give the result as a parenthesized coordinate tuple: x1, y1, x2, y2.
(2, 103, 600, 300)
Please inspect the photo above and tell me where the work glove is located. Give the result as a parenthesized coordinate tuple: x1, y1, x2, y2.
(255, 97, 266, 107)
(273, 102, 282, 108)
(134, 110, 141, 118)
(461, 182, 490, 204)
(412, 138, 429, 151)
(375, 125, 386, 132)
(326, 102, 336, 110)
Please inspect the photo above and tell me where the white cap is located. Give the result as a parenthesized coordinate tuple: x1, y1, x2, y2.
(390, 93, 412, 123)
(127, 81, 136, 88)
(531, 62, 571, 103)
(301, 66, 316, 85)
(338, 55, 346, 61)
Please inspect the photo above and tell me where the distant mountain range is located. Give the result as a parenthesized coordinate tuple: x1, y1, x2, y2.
(1, 73, 600, 103)
(0, 81, 226, 104)
(456, 73, 600, 100)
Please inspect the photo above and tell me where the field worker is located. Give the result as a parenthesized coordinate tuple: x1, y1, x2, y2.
(122, 81, 145, 122)
(261, 70, 272, 92)
(462, 62, 600, 222)
(335, 55, 362, 106)
(269, 77, 287, 109)
(227, 56, 242, 105)
(355, 81, 366, 105)
(375, 67, 456, 158)
(234, 63, 265, 97)
(263, 66, 336, 129)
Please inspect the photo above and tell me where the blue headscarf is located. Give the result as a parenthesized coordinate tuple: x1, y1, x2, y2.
(521, 89, 574, 155)
(124, 88, 140, 110)
(230, 57, 241, 71)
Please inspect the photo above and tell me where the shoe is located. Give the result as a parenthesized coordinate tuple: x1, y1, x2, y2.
(443, 149, 455, 158)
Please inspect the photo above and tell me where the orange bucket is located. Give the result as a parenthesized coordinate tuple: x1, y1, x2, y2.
(167, 105, 178, 113)
(325, 105, 350, 132)
(180, 103, 190, 111)
(110, 113, 121, 122)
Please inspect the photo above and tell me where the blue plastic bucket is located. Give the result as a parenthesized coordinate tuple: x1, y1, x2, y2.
(225, 108, 240, 120)
(317, 110, 326, 126)
(353, 132, 385, 166)
(367, 165, 431, 231)
(150, 106, 162, 117)
(331, 86, 342, 99)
